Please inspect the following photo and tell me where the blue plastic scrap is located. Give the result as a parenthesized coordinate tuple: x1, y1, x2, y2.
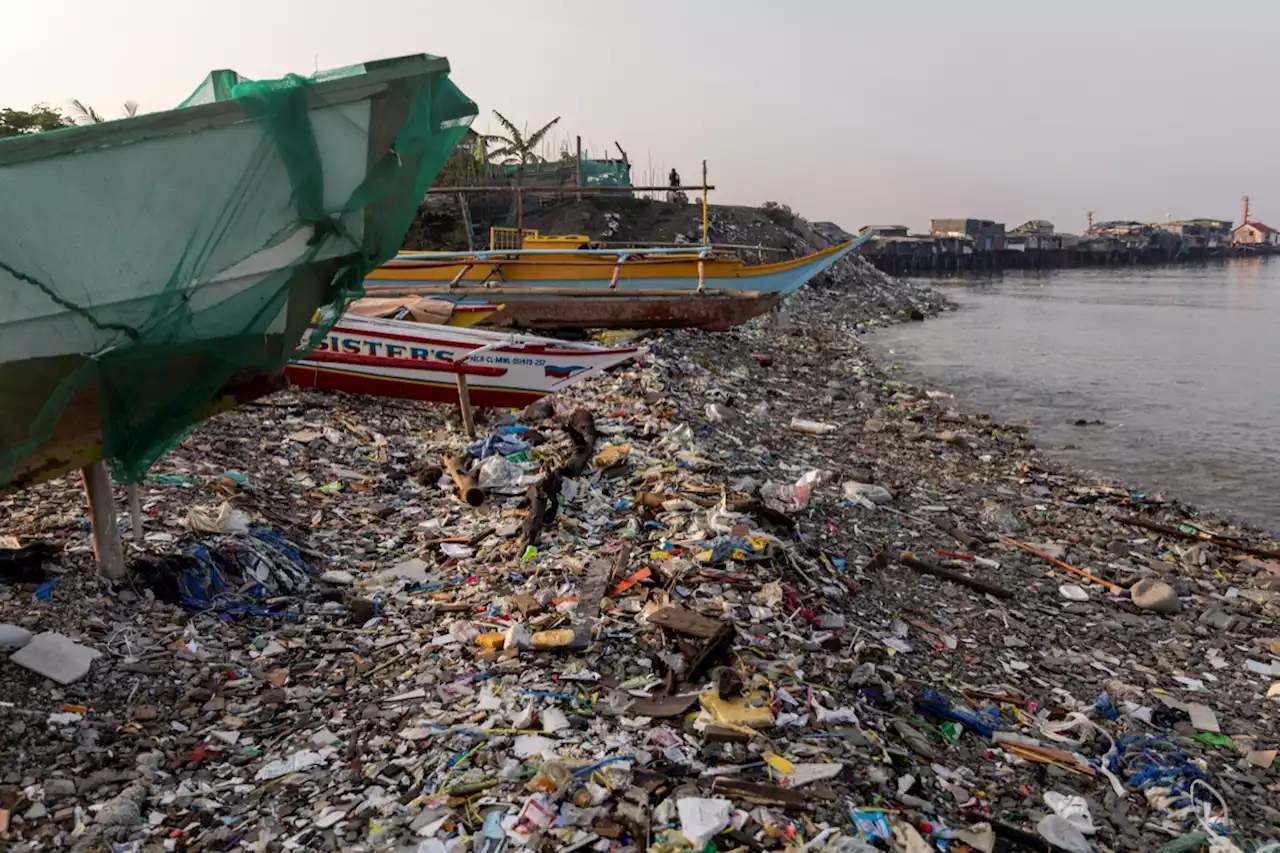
(1119, 734, 1204, 792)
(466, 434, 531, 460)
(572, 753, 634, 778)
(31, 578, 58, 602)
(914, 688, 1001, 739)
(171, 528, 314, 618)
(696, 535, 770, 565)
(849, 809, 892, 841)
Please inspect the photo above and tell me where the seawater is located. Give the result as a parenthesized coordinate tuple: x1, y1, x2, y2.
(872, 259, 1280, 532)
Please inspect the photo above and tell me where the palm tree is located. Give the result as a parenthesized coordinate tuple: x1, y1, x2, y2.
(481, 111, 562, 166)
(67, 99, 140, 125)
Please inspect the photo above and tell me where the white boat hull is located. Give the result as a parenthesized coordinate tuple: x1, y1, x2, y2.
(286, 314, 640, 407)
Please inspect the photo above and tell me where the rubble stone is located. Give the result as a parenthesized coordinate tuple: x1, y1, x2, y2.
(1130, 578, 1181, 614)
(0, 623, 32, 652)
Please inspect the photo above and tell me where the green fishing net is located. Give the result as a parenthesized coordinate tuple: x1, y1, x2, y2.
(0, 54, 475, 488)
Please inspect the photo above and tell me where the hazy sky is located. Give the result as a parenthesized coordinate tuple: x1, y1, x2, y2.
(5, 0, 1278, 234)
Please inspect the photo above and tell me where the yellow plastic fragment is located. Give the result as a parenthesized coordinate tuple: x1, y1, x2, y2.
(699, 690, 775, 729)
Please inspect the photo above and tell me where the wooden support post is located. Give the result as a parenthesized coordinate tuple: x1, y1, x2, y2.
(80, 461, 124, 578)
(126, 483, 143, 542)
(701, 160, 709, 246)
(456, 373, 476, 439)
(457, 192, 474, 251)
(575, 135, 583, 202)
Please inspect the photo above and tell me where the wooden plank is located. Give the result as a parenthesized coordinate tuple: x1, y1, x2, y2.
(710, 778, 811, 810)
(647, 605, 724, 639)
(579, 544, 628, 619)
(896, 553, 1013, 599)
(683, 624, 736, 684)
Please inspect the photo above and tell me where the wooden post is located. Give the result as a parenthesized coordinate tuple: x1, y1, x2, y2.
(80, 461, 124, 578)
(456, 373, 476, 439)
(457, 192, 474, 251)
(701, 160, 709, 246)
(516, 186, 524, 234)
(575, 136, 583, 202)
(126, 483, 143, 542)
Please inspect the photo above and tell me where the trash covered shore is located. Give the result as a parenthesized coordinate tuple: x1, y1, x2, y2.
(2, 269, 1279, 853)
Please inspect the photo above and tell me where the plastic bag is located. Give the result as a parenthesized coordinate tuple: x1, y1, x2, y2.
(761, 469, 833, 512)
(677, 797, 733, 846)
(1037, 815, 1092, 853)
(843, 481, 893, 505)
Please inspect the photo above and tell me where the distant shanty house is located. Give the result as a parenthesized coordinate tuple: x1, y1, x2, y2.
(1087, 220, 1147, 237)
(931, 218, 1004, 239)
(858, 224, 909, 238)
(1082, 221, 1157, 254)
(1012, 220, 1055, 235)
(1161, 218, 1233, 250)
(931, 218, 1005, 251)
(1234, 221, 1279, 246)
(1182, 218, 1233, 233)
(1009, 220, 1059, 250)
(853, 223, 936, 259)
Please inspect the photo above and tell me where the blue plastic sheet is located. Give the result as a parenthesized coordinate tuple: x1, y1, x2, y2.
(166, 528, 314, 618)
(696, 535, 770, 565)
(466, 434, 531, 460)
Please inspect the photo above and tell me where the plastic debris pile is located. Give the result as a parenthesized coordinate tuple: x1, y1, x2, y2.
(0, 284, 1278, 852)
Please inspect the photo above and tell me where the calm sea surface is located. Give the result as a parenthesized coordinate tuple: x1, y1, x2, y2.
(872, 259, 1280, 532)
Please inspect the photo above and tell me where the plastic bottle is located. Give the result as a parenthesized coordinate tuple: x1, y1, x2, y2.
(789, 417, 838, 435)
(525, 761, 572, 795)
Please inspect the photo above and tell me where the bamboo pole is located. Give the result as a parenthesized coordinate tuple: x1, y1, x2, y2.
(575, 136, 582, 202)
(701, 160, 709, 246)
(425, 184, 715, 194)
(1000, 536, 1122, 594)
(80, 461, 124, 578)
(1116, 515, 1280, 561)
(457, 192, 474, 251)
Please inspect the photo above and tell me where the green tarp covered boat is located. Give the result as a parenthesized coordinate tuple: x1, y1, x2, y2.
(0, 54, 476, 489)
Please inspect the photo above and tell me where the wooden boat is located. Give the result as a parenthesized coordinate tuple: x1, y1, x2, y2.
(372, 233, 871, 296)
(286, 314, 639, 408)
(361, 232, 870, 330)
(0, 54, 476, 489)
(365, 287, 780, 332)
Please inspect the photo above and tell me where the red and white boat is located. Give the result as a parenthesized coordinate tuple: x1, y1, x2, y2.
(285, 314, 641, 408)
